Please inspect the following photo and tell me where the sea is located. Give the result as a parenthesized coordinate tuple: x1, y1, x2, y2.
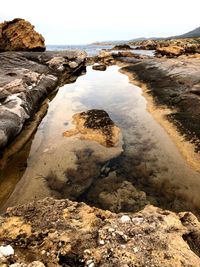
(46, 45, 155, 57)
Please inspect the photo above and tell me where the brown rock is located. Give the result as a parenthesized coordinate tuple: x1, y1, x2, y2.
(1, 198, 200, 266)
(0, 18, 45, 52)
(63, 109, 120, 147)
(156, 45, 185, 57)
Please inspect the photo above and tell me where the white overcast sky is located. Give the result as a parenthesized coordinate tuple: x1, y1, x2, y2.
(0, 0, 200, 44)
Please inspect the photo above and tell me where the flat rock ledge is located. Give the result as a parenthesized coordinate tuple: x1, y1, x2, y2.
(0, 50, 86, 151)
(0, 198, 200, 266)
(63, 109, 120, 147)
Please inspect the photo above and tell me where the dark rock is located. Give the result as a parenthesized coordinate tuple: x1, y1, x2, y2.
(112, 44, 132, 50)
(92, 64, 107, 71)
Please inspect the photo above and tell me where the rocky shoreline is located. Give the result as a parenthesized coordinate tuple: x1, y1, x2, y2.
(1, 197, 200, 267)
(1, 17, 200, 266)
(0, 51, 86, 154)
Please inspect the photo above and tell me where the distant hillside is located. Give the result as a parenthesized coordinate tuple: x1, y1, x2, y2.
(91, 26, 200, 45)
(172, 26, 200, 39)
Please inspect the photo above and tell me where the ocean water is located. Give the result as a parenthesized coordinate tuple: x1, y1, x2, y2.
(46, 44, 155, 57)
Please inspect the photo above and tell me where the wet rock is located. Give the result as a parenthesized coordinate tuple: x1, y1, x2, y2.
(1, 198, 200, 266)
(111, 44, 133, 50)
(120, 56, 200, 152)
(0, 51, 86, 150)
(85, 171, 149, 212)
(63, 109, 121, 147)
(92, 64, 107, 71)
(0, 18, 45, 52)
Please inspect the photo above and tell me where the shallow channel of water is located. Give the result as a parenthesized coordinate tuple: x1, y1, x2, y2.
(1, 66, 200, 214)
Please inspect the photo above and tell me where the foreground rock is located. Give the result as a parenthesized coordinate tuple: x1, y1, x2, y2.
(63, 109, 120, 147)
(0, 198, 200, 266)
(119, 56, 200, 152)
(0, 51, 86, 150)
(0, 18, 45, 52)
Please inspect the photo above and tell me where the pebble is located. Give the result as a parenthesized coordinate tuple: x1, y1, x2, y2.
(99, 240, 105, 245)
(133, 247, 139, 253)
(0, 245, 14, 257)
(120, 215, 131, 223)
(132, 217, 144, 225)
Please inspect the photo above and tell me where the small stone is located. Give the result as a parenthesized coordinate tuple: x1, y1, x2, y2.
(99, 240, 105, 245)
(88, 263, 95, 267)
(0, 245, 14, 257)
(28, 261, 45, 267)
(133, 247, 139, 253)
(108, 228, 115, 232)
(120, 215, 131, 223)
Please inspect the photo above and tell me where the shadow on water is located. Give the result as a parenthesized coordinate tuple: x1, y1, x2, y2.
(1, 65, 200, 218)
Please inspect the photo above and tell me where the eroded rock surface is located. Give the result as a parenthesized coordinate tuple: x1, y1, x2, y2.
(0, 51, 86, 150)
(0, 198, 200, 266)
(63, 109, 120, 147)
(0, 18, 45, 52)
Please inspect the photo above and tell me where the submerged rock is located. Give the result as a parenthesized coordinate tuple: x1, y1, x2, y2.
(63, 109, 121, 147)
(0, 18, 45, 52)
(1, 197, 200, 266)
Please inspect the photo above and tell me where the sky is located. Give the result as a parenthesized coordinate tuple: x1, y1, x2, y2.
(0, 0, 200, 45)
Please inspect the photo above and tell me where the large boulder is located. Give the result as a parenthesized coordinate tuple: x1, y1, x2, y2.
(156, 45, 185, 57)
(0, 18, 45, 52)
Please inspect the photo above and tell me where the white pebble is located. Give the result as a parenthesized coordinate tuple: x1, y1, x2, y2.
(99, 240, 105, 245)
(0, 245, 14, 257)
(133, 247, 139, 253)
(120, 215, 131, 223)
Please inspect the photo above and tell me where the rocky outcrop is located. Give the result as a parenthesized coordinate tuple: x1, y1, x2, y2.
(156, 45, 185, 57)
(0, 18, 45, 52)
(63, 109, 120, 147)
(1, 198, 200, 266)
(111, 44, 132, 50)
(0, 51, 86, 151)
(135, 39, 157, 50)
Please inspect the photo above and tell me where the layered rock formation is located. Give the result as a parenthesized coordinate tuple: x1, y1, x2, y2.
(0, 51, 86, 151)
(0, 18, 45, 52)
(63, 109, 120, 147)
(0, 198, 200, 266)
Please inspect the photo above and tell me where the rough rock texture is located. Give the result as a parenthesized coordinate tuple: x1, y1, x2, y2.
(63, 109, 120, 147)
(0, 51, 86, 150)
(97, 51, 149, 66)
(156, 45, 185, 57)
(135, 40, 157, 50)
(119, 56, 200, 151)
(0, 198, 200, 266)
(0, 18, 45, 52)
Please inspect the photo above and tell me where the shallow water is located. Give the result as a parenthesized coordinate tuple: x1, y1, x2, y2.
(1, 66, 200, 214)
(47, 44, 154, 57)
